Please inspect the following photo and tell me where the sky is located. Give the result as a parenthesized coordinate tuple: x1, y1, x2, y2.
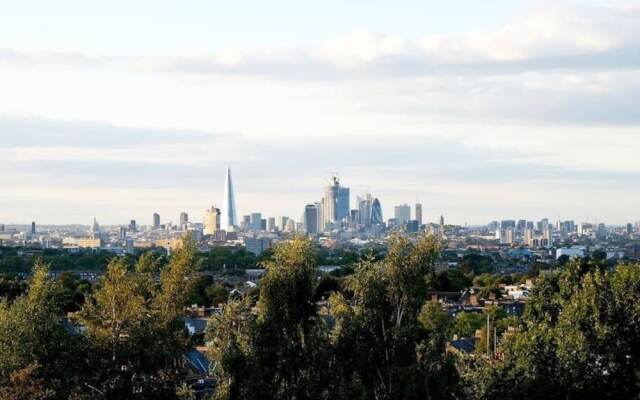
(1, 0, 639, 225)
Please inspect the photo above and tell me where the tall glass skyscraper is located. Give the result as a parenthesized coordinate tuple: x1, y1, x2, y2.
(304, 204, 319, 234)
(337, 187, 350, 221)
(322, 176, 349, 230)
(221, 166, 237, 230)
(371, 198, 383, 225)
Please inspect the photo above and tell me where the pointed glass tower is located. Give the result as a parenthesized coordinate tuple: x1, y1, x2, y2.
(221, 166, 237, 230)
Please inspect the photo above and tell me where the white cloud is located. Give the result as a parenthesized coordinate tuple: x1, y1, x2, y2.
(0, 3, 639, 224)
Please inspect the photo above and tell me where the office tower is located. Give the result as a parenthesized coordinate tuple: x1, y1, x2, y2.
(578, 222, 592, 236)
(242, 215, 251, 229)
(322, 176, 340, 228)
(179, 212, 189, 227)
(31, 221, 36, 235)
(153, 213, 160, 229)
(119, 226, 127, 240)
(524, 228, 535, 247)
(278, 216, 289, 231)
(260, 219, 267, 231)
(371, 198, 383, 225)
(203, 205, 221, 235)
(415, 203, 422, 226)
(337, 186, 350, 221)
(500, 220, 516, 229)
(350, 209, 359, 224)
(129, 219, 137, 232)
(537, 218, 549, 232)
(221, 165, 238, 230)
(516, 219, 526, 232)
(358, 194, 372, 227)
(505, 227, 515, 244)
(268, 217, 276, 232)
(406, 220, 419, 233)
(628, 223, 634, 235)
(543, 224, 552, 242)
(250, 213, 262, 230)
(304, 204, 319, 234)
(316, 201, 324, 231)
(394, 204, 411, 225)
(321, 175, 350, 228)
(0, 224, 5, 232)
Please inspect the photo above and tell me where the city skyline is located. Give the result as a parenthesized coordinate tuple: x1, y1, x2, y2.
(2, 1, 640, 224)
(2, 165, 638, 227)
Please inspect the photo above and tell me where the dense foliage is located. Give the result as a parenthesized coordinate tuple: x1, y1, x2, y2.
(1, 235, 639, 399)
(459, 259, 640, 400)
(0, 236, 200, 399)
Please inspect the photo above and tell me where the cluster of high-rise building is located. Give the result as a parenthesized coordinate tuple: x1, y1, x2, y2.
(300, 176, 385, 235)
(3, 166, 640, 259)
(487, 218, 620, 248)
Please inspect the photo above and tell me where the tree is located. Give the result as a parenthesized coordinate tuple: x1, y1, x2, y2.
(76, 235, 200, 399)
(0, 260, 84, 399)
(451, 312, 485, 338)
(460, 259, 640, 400)
(330, 234, 458, 399)
(207, 236, 333, 400)
(205, 282, 229, 307)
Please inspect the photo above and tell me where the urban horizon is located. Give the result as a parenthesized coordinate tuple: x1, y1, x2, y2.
(2, 165, 638, 227)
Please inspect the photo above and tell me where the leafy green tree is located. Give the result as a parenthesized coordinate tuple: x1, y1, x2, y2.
(459, 254, 494, 275)
(460, 259, 640, 400)
(451, 312, 485, 338)
(76, 235, 199, 399)
(205, 283, 229, 306)
(207, 236, 334, 400)
(0, 260, 84, 399)
(330, 234, 458, 399)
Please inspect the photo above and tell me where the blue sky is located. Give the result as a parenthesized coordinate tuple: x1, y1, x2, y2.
(1, 0, 639, 225)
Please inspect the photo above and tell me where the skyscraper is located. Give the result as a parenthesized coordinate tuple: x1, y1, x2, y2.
(394, 204, 411, 225)
(304, 204, 319, 234)
(179, 212, 189, 227)
(221, 166, 237, 231)
(371, 198, 383, 225)
(31, 221, 36, 235)
(153, 213, 160, 229)
(358, 194, 372, 227)
(278, 216, 289, 231)
(415, 203, 422, 225)
(204, 205, 221, 235)
(250, 213, 262, 230)
(337, 186, 350, 221)
(322, 176, 349, 230)
(322, 177, 339, 229)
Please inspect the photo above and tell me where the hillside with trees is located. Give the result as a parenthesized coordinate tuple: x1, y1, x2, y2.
(0, 234, 639, 399)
